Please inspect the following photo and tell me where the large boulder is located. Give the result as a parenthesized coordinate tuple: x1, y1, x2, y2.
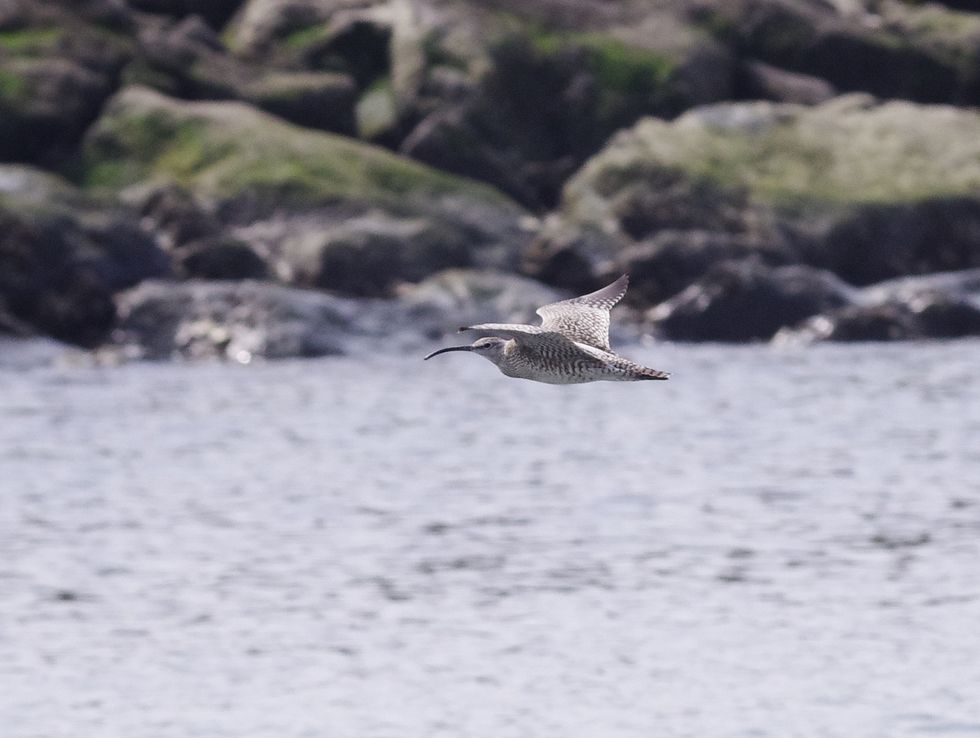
(617, 229, 794, 307)
(110, 279, 379, 361)
(224, 0, 396, 107)
(563, 96, 980, 287)
(0, 207, 117, 346)
(175, 236, 269, 280)
(646, 260, 856, 341)
(126, 14, 358, 134)
(110, 270, 572, 362)
(697, 0, 980, 106)
(279, 213, 471, 297)
(81, 86, 531, 292)
(82, 85, 518, 214)
(0, 165, 169, 346)
(783, 297, 980, 342)
(518, 216, 623, 296)
(0, 3, 134, 163)
(778, 269, 980, 342)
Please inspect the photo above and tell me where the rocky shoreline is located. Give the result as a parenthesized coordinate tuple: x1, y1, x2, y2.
(2, 0, 980, 360)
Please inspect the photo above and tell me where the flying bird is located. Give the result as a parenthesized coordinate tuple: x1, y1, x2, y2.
(424, 275, 670, 384)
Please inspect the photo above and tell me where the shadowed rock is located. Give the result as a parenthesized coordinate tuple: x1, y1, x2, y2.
(125, 0, 245, 30)
(647, 260, 856, 342)
(127, 14, 358, 134)
(698, 0, 980, 105)
(82, 86, 520, 217)
(280, 214, 472, 297)
(0, 4, 134, 163)
(176, 236, 269, 280)
(0, 165, 169, 346)
(619, 230, 794, 306)
(735, 59, 836, 105)
(778, 269, 980, 342)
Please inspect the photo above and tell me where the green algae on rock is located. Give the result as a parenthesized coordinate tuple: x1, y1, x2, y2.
(562, 95, 980, 285)
(81, 85, 516, 213)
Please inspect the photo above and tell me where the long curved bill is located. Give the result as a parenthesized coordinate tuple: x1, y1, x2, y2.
(423, 345, 473, 360)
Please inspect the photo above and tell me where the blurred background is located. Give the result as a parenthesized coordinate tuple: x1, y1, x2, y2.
(1, 1, 979, 736)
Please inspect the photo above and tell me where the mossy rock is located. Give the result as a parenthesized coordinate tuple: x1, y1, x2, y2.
(526, 30, 684, 128)
(572, 96, 980, 210)
(698, 0, 980, 105)
(398, 7, 732, 210)
(0, 26, 67, 56)
(81, 86, 516, 214)
(563, 96, 980, 284)
(0, 9, 133, 163)
(0, 164, 169, 347)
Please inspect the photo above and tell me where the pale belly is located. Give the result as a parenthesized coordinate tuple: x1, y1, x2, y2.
(498, 364, 637, 384)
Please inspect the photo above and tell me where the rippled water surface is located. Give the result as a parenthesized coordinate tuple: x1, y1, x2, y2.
(2, 340, 980, 738)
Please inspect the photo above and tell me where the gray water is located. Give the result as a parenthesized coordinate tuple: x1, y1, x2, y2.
(2, 340, 979, 738)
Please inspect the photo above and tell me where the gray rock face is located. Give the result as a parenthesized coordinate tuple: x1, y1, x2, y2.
(176, 237, 269, 280)
(702, 0, 980, 105)
(618, 230, 794, 307)
(109, 269, 571, 361)
(518, 225, 616, 297)
(0, 166, 170, 346)
(563, 96, 980, 287)
(111, 279, 387, 361)
(278, 214, 471, 297)
(399, 269, 565, 340)
(0, 206, 118, 346)
(128, 14, 358, 134)
(778, 269, 980, 342)
(647, 261, 857, 342)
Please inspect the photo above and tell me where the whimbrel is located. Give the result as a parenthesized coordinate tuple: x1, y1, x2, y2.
(424, 275, 670, 384)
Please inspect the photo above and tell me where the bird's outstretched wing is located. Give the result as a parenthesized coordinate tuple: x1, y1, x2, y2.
(534, 274, 628, 352)
(461, 323, 566, 347)
(460, 323, 608, 366)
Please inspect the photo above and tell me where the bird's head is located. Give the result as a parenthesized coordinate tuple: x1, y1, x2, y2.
(424, 336, 508, 364)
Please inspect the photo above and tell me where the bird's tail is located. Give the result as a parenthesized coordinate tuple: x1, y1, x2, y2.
(637, 366, 670, 380)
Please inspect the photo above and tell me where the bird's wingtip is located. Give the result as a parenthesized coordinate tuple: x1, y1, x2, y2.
(457, 326, 470, 333)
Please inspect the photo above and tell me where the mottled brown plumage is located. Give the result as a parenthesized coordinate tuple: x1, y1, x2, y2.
(424, 275, 670, 384)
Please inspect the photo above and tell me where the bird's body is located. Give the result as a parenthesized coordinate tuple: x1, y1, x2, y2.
(424, 275, 670, 384)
